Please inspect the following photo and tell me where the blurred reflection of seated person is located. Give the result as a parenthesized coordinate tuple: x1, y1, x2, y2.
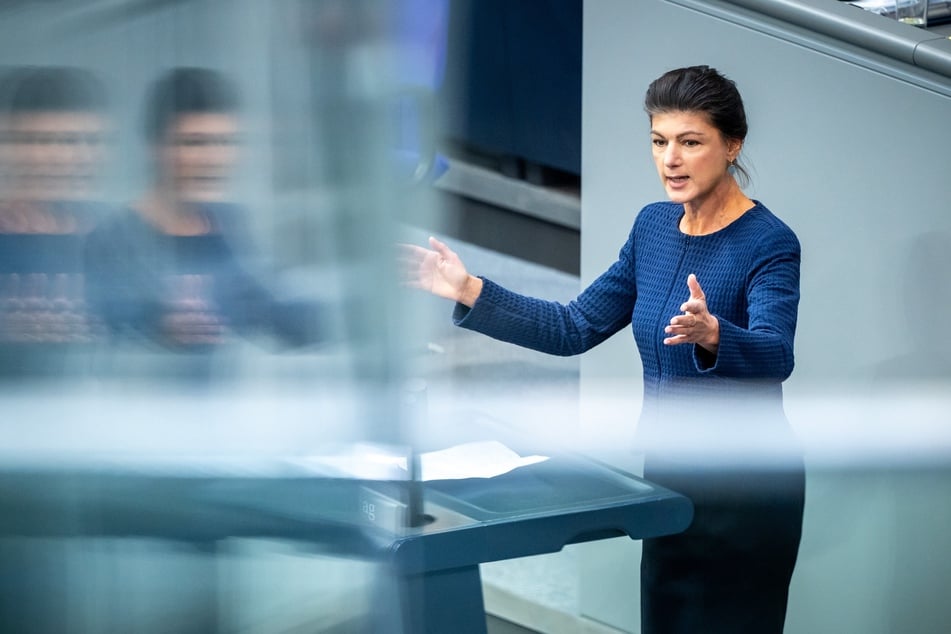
(0, 66, 110, 381)
(84, 67, 324, 379)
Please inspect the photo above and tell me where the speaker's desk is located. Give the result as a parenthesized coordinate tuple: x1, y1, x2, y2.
(0, 453, 692, 633)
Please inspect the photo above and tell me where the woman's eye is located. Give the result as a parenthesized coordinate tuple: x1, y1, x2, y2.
(652, 138, 666, 147)
(683, 139, 700, 147)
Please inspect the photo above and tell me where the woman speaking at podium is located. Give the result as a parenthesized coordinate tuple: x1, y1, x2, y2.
(404, 65, 804, 633)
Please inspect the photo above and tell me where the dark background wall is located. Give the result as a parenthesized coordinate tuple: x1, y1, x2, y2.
(439, 0, 582, 181)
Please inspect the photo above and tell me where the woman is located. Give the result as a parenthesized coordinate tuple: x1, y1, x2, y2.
(0, 66, 110, 380)
(84, 68, 322, 367)
(404, 65, 804, 633)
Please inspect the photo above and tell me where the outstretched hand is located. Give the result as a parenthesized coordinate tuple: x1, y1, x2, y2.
(663, 273, 719, 353)
(399, 236, 483, 306)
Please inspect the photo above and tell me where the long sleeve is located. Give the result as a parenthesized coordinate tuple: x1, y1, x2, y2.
(694, 222, 800, 380)
(451, 232, 638, 356)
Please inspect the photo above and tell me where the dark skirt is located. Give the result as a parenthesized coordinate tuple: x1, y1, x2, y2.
(641, 459, 805, 634)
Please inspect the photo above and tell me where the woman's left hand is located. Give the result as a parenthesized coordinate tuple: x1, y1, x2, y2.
(664, 274, 719, 353)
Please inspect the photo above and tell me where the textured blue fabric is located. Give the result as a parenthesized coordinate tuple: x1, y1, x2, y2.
(452, 199, 804, 633)
(84, 205, 324, 350)
(453, 200, 801, 448)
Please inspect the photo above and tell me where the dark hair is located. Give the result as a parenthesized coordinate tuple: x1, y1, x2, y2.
(143, 67, 239, 143)
(644, 65, 750, 186)
(6, 66, 107, 114)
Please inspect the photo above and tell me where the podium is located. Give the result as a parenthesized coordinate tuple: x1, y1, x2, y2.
(0, 451, 691, 633)
(381, 455, 692, 633)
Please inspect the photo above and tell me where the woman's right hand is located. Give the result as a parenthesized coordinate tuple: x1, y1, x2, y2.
(400, 236, 483, 307)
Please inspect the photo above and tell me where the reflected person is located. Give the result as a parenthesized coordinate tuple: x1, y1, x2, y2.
(404, 66, 804, 633)
(0, 66, 110, 380)
(84, 67, 324, 377)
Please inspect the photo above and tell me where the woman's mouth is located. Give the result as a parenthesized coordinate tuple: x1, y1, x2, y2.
(667, 175, 689, 188)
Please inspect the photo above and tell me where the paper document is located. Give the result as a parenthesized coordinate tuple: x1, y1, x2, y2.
(294, 440, 548, 481)
(419, 440, 548, 481)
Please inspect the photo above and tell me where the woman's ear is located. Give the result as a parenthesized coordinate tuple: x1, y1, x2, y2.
(727, 138, 743, 163)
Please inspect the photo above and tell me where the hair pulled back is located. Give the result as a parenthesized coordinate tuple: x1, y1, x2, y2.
(644, 65, 750, 186)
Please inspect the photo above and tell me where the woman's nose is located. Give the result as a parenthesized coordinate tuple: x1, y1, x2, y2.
(664, 145, 681, 166)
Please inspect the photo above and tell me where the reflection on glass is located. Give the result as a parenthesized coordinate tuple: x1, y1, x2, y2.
(0, 0, 454, 631)
(83, 67, 327, 384)
(0, 66, 110, 381)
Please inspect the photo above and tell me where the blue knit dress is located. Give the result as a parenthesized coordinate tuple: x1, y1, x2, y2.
(453, 200, 805, 633)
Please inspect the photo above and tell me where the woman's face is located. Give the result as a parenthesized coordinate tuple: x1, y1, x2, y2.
(159, 112, 240, 203)
(650, 110, 740, 208)
(7, 111, 108, 201)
